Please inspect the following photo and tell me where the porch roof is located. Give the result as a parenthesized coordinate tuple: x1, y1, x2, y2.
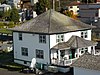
(66, 35, 97, 48)
(51, 42, 70, 50)
(51, 36, 97, 50)
(71, 53, 100, 71)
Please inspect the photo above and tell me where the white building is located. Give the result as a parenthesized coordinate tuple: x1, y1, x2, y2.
(0, 4, 11, 12)
(67, 1, 80, 15)
(7, 0, 20, 9)
(72, 53, 100, 75)
(10, 10, 97, 68)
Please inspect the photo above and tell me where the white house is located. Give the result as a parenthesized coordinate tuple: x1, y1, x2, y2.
(71, 53, 100, 75)
(10, 9, 97, 68)
(0, 4, 11, 12)
(97, 0, 100, 3)
(67, 1, 80, 15)
(7, 0, 20, 9)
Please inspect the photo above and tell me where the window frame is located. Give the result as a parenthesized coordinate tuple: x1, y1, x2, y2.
(80, 47, 88, 54)
(56, 34, 64, 43)
(36, 49, 44, 59)
(18, 33, 22, 40)
(81, 31, 88, 38)
(21, 47, 28, 56)
(39, 35, 46, 43)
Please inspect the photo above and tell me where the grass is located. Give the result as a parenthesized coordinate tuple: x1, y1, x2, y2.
(0, 51, 25, 71)
(0, 28, 12, 34)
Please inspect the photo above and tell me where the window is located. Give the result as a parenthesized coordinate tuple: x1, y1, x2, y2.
(70, 6, 73, 8)
(60, 50, 65, 58)
(39, 35, 46, 43)
(36, 49, 44, 59)
(81, 31, 88, 38)
(21, 47, 28, 56)
(56, 34, 64, 43)
(19, 33, 22, 40)
(80, 47, 88, 54)
(24, 61, 27, 64)
(77, 10, 79, 12)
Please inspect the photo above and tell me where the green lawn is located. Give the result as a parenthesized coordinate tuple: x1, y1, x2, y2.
(0, 29, 12, 34)
(0, 52, 25, 70)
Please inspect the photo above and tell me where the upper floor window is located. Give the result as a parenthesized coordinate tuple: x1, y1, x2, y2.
(36, 49, 44, 59)
(39, 35, 46, 43)
(19, 33, 22, 40)
(70, 6, 73, 8)
(80, 47, 88, 54)
(21, 47, 28, 56)
(77, 10, 79, 12)
(81, 31, 88, 38)
(56, 34, 64, 43)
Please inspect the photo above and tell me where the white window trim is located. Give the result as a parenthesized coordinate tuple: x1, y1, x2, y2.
(80, 47, 88, 55)
(56, 34, 64, 43)
(81, 31, 88, 38)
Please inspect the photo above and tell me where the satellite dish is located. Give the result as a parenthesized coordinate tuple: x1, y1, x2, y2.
(30, 58, 36, 68)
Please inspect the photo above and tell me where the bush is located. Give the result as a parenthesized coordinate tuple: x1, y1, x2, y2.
(0, 22, 5, 28)
(8, 21, 15, 28)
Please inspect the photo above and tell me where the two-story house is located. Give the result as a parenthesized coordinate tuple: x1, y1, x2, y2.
(10, 9, 97, 68)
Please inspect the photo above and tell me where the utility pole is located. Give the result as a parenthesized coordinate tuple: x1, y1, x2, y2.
(87, 0, 88, 4)
(53, 0, 55, 10)
(57, 0, 61, 11)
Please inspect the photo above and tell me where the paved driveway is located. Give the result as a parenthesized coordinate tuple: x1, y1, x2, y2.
(0, 68, 72, 75)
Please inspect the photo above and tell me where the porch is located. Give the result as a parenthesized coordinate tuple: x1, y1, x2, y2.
(51, 58, 78, 66)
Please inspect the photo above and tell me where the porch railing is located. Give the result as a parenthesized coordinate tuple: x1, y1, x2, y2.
(51, 58, 78, 66)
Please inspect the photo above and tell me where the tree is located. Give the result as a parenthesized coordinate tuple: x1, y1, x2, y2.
(0, 0, 6, 4)
(35, 0, 50, 15)
(10, 7, 20, 24)
(61, 10, 78, 20)
(3, 10, 11, 21)
(0, 11, 4, 18)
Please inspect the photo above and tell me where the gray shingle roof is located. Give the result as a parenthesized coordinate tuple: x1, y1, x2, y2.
(52, 36, 97, 50)
(71, 53, 100, 71)
(67, 36, 97, 48)
(51, 42, 70, 50)
(10, 9, 94, 34)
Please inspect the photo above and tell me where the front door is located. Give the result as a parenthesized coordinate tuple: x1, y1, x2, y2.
(71, 49, 76, 58)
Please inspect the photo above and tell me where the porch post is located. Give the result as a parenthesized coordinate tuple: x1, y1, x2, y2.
(77, 49, 80, 58)
(93, 46, 95, 55)
(58, 50, 60, 61)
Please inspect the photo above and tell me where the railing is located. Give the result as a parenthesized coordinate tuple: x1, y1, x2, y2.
(51, 58, 78, 66)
